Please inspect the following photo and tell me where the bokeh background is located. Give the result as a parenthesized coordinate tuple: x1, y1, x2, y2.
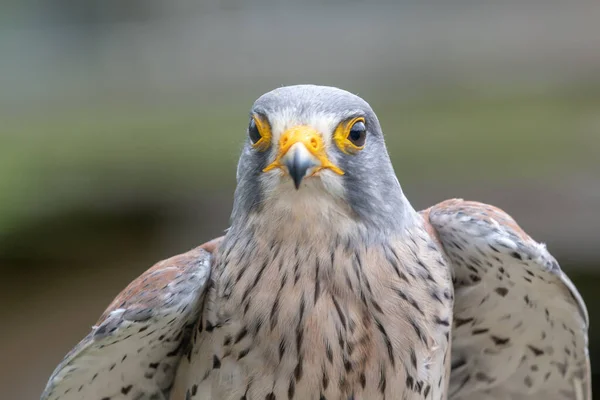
(1, 0, 599, 398)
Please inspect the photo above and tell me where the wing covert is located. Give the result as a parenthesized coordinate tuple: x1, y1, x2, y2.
(41, 243, 219, 400)
(421, 199, 590, 400)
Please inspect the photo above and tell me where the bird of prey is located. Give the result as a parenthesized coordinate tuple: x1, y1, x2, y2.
(41, 85, 590, 400)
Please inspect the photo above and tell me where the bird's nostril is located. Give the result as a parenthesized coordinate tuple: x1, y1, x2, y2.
(310, 138, 318, 149)
(282, 137, 288, 146)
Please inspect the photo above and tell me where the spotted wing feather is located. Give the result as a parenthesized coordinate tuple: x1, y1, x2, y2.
(421, 199, 590, 400)
(41, 244, 217, 400)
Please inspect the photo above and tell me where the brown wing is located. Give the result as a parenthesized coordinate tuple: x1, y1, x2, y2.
(421, 199, 590, 400)
(41, 238, 224, 400)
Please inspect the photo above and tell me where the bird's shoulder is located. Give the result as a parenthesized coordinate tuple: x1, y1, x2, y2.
(419, 197, 587, 326)
(97, 238, 222, 325)
(419, 199, 590, 400)
(420, 198, 533, 249)
(41, 238, 223, 400)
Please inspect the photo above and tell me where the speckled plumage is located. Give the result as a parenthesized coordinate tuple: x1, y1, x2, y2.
(173, 189, 453, 400)
(41, 85, 590, 400)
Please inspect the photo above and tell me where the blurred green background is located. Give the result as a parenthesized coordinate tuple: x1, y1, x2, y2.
(1, 1, 599, 398)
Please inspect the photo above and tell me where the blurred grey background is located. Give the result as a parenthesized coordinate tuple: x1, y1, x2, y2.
(1, 0, 599, 398)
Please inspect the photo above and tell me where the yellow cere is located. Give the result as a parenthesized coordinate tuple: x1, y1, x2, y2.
(263, 125, 344, 175)
(333, 117, 366, 154)
(251, 114, 272, 151)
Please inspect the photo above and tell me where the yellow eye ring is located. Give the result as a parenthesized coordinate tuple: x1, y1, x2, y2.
(333, 117, 367, 154)
(249, 114, 272, 151)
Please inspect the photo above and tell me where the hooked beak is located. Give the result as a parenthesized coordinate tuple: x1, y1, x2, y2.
(263, 125, 343, 189)
(283, 143, 318, 189)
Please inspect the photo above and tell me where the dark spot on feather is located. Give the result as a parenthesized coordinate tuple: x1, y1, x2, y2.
(344, 358, 352, 372)
(424, 384, 431, 397)
(294, 356, 304, 380)
(466, 265, 478, 274)
(451, 357, 466, 371)
(379, 366, 387, 393)
(238, 348, 250, 360)
(241, 259, 269, 302)
(371, 299, 383, 313)
(375, 318, 395, 367)
(528, 345, 545, 356)
(495, 287, 509, 297)
(430, 290, 443, 304)
(235, 327, 248, 344)
(410, 347, 417, 369)
(415, 380, 423, 393)
(314, 259, 321, 303)
(288, 379, 295, 399)
(166, 339, 185, 357)
(296, 328, 303, 353)
(299, 295, 306, 320)
(475, 372, 495, 383)
(279, 339, 286, 362)
(393, 287, 424, 315)
(288, 379, 296, 400)
(490, 335, 510, 345)
(409, 317, 427, 344)
(205, 321, 215, 332)
(332, 296, 347, 329)
(322, 370, 329, 389)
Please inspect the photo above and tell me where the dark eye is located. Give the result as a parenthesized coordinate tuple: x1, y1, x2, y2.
(248, 118, 262, 144)
(347, 120, 366, 147)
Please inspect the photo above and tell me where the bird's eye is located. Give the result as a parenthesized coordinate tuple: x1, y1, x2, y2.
(249, 119, 262, 144)
(347, 120, 366, 147)
(333, 117, 367, 154)
(249, 114, 272, 151)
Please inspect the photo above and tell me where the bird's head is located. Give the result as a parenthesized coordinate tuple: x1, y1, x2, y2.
(231, 85, 414, 232)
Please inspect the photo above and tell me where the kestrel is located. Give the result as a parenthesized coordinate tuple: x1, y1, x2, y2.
(41, 85, 590, 400)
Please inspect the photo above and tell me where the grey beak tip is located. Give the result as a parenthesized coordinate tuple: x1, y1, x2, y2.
(290, 166, 304, 190)
(292, 177, 302, 190)
(286, 155, 310, 190)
